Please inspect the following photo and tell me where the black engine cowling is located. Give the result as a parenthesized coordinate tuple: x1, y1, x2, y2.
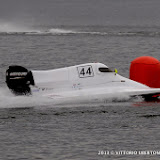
(6, 66, 35, 95)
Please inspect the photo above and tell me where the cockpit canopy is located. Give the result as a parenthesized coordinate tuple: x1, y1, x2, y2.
(98, 67, 113, 72)
(95, 63, 114, 74)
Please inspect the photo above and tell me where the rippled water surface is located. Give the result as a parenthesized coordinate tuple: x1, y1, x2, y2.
(0, 26, 160, 160)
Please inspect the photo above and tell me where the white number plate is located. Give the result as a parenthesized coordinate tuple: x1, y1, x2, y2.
(77, 65, 94, 78)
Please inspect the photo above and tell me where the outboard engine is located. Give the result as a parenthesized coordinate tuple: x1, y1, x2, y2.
(6, 66, 35, 95)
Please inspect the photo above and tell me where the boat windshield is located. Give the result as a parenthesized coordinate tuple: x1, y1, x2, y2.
(99, 67, 113, 72)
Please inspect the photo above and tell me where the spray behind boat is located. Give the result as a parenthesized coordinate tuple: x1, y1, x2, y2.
(6, 66, 35, 95)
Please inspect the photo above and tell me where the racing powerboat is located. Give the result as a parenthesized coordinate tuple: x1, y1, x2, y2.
(5, 56, 160, 103)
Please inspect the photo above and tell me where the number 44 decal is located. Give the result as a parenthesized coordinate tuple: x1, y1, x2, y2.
(77, 65, 94, 78)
